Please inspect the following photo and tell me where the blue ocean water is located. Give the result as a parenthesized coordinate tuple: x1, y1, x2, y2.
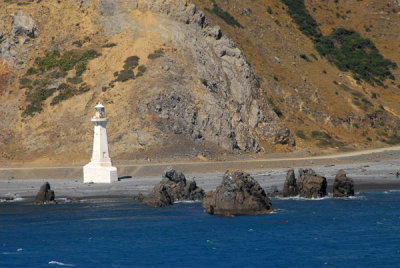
(1, 191, 400, 268)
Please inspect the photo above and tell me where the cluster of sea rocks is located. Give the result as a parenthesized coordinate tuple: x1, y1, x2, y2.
(34, 167, 354, 217)
(282, 168, 354, 198)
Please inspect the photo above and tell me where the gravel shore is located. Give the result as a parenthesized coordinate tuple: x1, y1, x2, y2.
(2, 148, 400, 201)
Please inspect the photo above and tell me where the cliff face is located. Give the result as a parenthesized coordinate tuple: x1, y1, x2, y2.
(1, 0, 400, 165)
(0, 0, 291, 165)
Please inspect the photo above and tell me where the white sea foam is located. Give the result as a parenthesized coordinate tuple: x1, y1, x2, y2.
(48, 261, 75, 266)
(174, 200, 202, 204)
(55, 198, 71, 203)
(0, 197, 25, 203)
(274, 195, 332, 201)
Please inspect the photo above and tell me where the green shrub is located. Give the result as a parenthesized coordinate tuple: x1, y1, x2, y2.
(75, 62, 86, 76)
(267, 6, 272, 14)
(315, 28, 397, 85)
(116, 69, 135, 82)
(295, 130, 306, 139)
(206, 1, 243, 28)
(371, 92, 377, 99)
(281, 0, 396, 85)
(366, 136, 372, 141)
(58, 51, 80, 71)
(384, 134, 400, 145)
(148, 49, 164, 60)
(79, 49, 101, 61)
(136, 65, 147, 77)
(50, 71, 68, 79)
(123, 56, 140, 70)
(19, 77, 32, 86)
(103, 43, 117, 48)
(35, 50, 60, 71)
(275, 20, 281, 26)
(300, 54, 310, 61)
(26, 67, 37, 76)
(310, 53, 318, 60)
(67, 76, 83, 84)
(280, 0, 321, 40)
(266, 96, 282, 117)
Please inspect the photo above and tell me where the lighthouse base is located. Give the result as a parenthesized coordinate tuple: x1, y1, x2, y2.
(83, 163, 118, 183)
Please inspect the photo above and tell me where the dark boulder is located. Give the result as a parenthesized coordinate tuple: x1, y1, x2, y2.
(133, 192, 145, 202)
(297, 168, 327, 198)
(35, 182, 56, 204)
(282, 169, 298, 197)
(333, 170, 354, 197)
(266, 185, 280, 197)
(142, 184, 172, 207)
(142, 167, 205, 207)
(202, 170, 273, 216)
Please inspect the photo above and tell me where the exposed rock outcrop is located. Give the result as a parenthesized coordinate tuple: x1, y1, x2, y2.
(282, 169, 298, 197)
(142, 167, 204, 207)
(297, 169, 327, 198)
(1, 11, 38, 69)
(142, 184, 172, 207)
(333, 170, 354, 197)
(35, 182, 56, 204)
(202, 170, 273, 216)
(12, 11, 39, 39)
(265, 185, 280, 197)
(96, 0, 294, 154)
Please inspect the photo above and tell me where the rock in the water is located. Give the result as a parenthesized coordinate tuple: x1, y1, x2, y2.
(297, 168, 327, 198)
(142, 184, 172, 207)
(282, 169, 298, 197)
(202, 170, 273, 216)
(12, 11, 39, 39)
(333, 170, 354, 197)
(142, 167, 205, 207)
(133, 192, 144, 202)
(266, 185, 280, 197)
(35, 182, 56, 204)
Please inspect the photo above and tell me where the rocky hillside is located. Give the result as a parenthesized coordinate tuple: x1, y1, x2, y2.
(1, 0, 400, 165)
(193, 0, 400, 151)
(0, 0, 292, 165)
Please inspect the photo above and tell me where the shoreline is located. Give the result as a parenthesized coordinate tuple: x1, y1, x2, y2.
(1, 160, 400, 200)
(1, 147, 400, 200)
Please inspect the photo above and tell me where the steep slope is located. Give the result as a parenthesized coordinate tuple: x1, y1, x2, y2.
(0, 0, 291, 165)
(193, 0, 400, 150)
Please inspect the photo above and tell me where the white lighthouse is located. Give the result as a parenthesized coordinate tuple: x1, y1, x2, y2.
(83, 102, 118, 183)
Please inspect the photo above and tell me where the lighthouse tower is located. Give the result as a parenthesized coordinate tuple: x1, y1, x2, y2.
(83, 103, 118, 183)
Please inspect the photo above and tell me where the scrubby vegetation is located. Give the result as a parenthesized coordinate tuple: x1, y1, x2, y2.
(281, 0, 397, 85)
(316, 29, 397, 85)
(147, 49, 164, 60)
(113, 56, 146, 83)
(311, 130, 344, 147)
(206, 0, 243, 28)
(50, 83, 89, 106)
(266, 96, 282, 117)
(21, 48, 101, 116)
(295, 130, 307, 139)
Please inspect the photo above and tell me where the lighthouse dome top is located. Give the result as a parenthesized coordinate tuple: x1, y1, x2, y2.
(95, 102, 104, 109)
